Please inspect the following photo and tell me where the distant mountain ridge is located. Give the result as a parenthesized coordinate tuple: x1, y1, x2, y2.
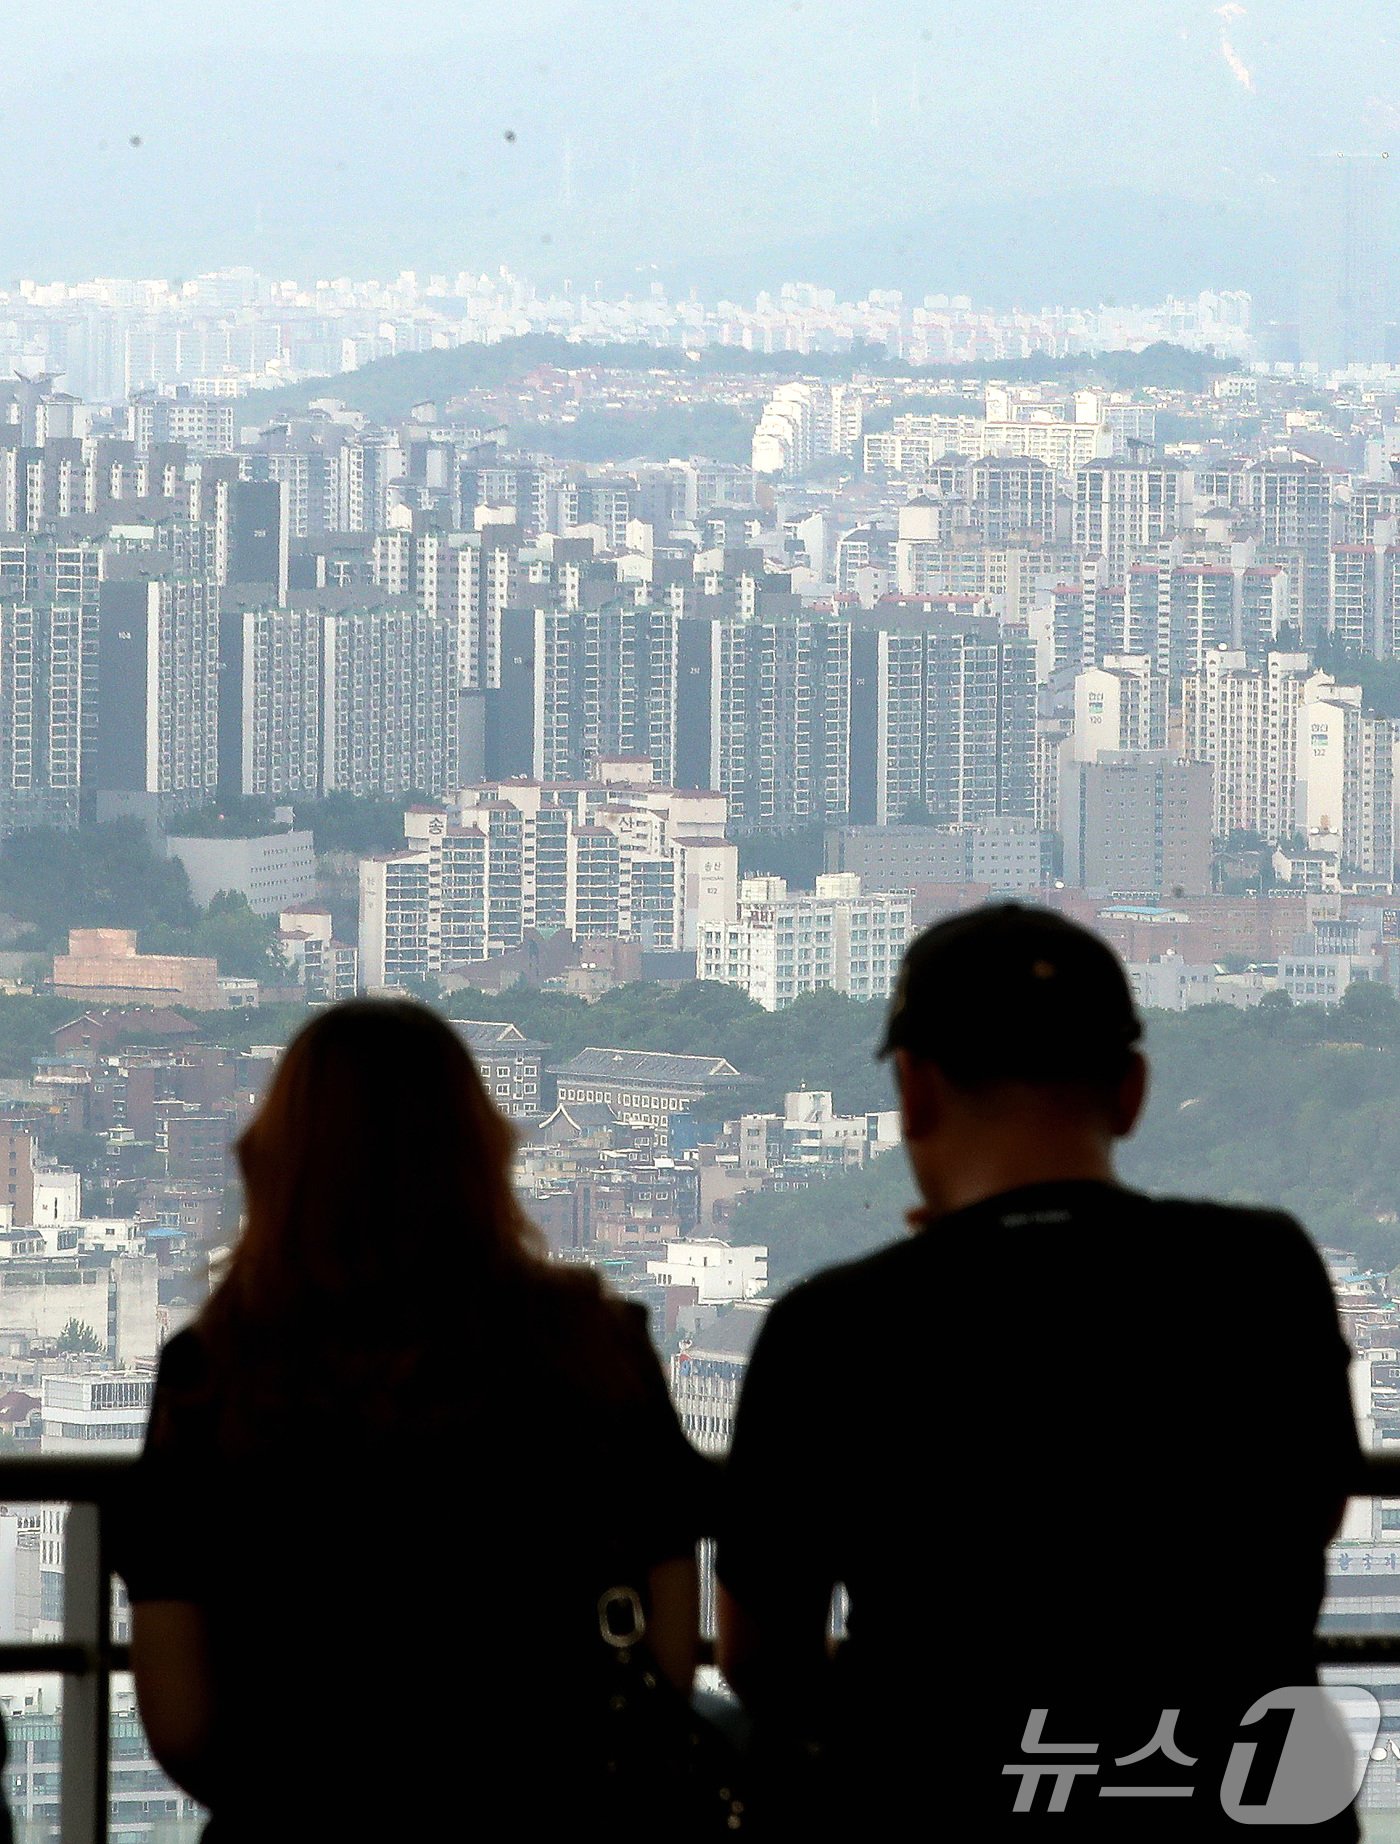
(245, 334, 1232, 429)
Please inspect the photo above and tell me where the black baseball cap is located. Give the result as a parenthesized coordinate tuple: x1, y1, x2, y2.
(878, 904, 1143, 1087)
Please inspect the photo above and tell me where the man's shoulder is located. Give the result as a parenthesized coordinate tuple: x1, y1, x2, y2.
(762, 1235, 932, 1337)
(1135, 1191, 1316, 1254)
(763, 1192, 1320, 1324)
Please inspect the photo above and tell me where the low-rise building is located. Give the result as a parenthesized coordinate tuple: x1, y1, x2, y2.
(699, 874, 914, 1010)
(39, 1373, 154, 1453)
(645, 1239, 768, 1305)
(52, 929, 224, 1011)
(1273, 846, 1343, 893)
(734, 1089, 900, 1176)
(0, 1254, 159, 1363)
(1280, 916, 1395, 1006)
(1126, 955, 1228, 1012)
(165, 830, 316, 917)
(277, 905, 359, 1000)
(548, 1048, 752, 1133)
(455, 1020, 546, 1120)
(823, 819, 1055, 894)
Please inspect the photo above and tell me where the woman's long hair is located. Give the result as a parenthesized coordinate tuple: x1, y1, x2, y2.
(195, 999, 555, 1444)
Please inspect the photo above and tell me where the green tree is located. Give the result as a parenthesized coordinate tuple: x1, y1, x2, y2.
(727, 1001, 1400, 1290)
(245, 330, 1224, 430)
(1333, 980, 1400, 1049)
(180, 1000, 312, 1053)
(0, 994, 82, 1078)
(147, 891, 287, 981)
(57, 1319, 102, 1355)
(194, 891, 287, 982)
(0, 821, 196, 948)
(169, 796, 280, 838)
(1309, 640, 1400, 719)
(48, 1129, 108, 1178)
(300, 792, 425, 857)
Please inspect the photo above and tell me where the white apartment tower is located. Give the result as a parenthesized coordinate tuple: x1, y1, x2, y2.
(1181, 649, 1314, 842)
(698, 874, 914, 1012)
(1071, 655, 1168, 761)
(1073, 461, 1186, 573)
(1295, 680, 1396, 877)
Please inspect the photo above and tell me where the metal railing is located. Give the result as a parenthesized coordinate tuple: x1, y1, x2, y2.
(0, 1458, 130, 1844)
(9, 1450, 1400, 1844)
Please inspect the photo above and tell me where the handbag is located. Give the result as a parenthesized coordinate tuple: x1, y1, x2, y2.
(586, 1582, 746, 1839)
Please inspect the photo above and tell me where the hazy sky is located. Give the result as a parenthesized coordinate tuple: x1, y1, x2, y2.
(6, 0, 1397, 304)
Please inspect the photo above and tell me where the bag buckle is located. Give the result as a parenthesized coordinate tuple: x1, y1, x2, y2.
(598, 1585, 646, 1650)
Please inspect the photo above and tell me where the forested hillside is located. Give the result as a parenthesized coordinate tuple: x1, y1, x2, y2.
(730, 984, 1400, 1286)
(5, 972, 1399, 1289)
(246, 334, 1227, 427)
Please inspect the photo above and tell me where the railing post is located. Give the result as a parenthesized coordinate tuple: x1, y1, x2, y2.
(60, 1501, 110, 1844)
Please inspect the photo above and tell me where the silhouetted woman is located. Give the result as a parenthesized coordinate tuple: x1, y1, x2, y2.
(114, 1000, 706, 1840)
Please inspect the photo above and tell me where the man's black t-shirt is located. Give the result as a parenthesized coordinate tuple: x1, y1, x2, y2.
(719, 1181, 1362, 1837)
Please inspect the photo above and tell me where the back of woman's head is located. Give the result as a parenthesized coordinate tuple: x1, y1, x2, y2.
(220, 999, 541, 1331)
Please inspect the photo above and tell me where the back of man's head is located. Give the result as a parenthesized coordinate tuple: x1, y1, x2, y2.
(879, 903, 1143, 1097)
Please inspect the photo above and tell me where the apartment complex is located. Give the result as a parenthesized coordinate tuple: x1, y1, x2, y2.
(358, 766, 738, 988)
(698, 874, 915, 1011)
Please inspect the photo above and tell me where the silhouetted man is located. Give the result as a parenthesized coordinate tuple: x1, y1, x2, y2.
(718, 905, 1362, 1838)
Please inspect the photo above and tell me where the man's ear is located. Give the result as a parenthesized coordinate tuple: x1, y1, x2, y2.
(1109, 1050, 1149, 1139)
(894, 1048, 942, 1143)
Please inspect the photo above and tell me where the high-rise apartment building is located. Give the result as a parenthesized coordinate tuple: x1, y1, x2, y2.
(680, 610, 852, 830)
(1181, 649, 1314, 842)
(226, 477, 289, 606)
(93, 572, 219, 815)
(892, 532, 1076, 622)
(1329, 543, 1400, 658)
(0, 604, 86, 831)
(969, 457, 1056, 544)
(848, 612, 1036, 827)
(865, 408, 1108, 477)
(221, 594, 458, 801)
(1047, 559, 1126, 675)
(1123, 560, 1292, 676)
(1195, 459, 1336, 640)
(374, 518, 520, 690)
(752, 382, 862, 475)
(0, 539, 103, 829)
(321, 602, 456, 798)
(128, 392, 237, 457)
(1073, 460, 1187, 572)
(1346, 481, 1400, 546)
(578, 601, 679, 787)
(1295, 680, 1395, 877)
